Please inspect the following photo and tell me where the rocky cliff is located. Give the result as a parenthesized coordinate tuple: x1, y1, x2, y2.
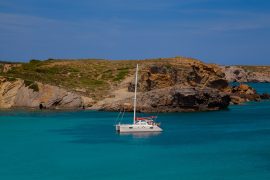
(0, 77, 93, 109)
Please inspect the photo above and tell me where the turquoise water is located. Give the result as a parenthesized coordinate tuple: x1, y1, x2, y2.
(0, 84, 270, 180)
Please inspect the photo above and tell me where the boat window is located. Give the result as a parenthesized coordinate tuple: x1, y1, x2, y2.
(150, 127, 153, 129)
(129, 127, 133, 129)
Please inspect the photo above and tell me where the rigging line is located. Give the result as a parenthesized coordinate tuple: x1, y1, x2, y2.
(155, 111, 160, 121)
(120, 107, 125, 122)
(114, 109, 122, 124)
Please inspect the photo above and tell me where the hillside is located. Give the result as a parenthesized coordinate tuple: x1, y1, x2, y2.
(0, 57, 201, 100)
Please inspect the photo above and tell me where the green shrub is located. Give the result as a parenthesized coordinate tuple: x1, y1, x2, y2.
(29, 83, 39, 92)
(24, 80, 33, 87)
(113, 68, 129, 81)
(24, 80, 39, 92)
(0, 64, 3, 73)
(6, 77, 16, 82)
(35, 67, 59, 74)
(29, 59, 41, 64)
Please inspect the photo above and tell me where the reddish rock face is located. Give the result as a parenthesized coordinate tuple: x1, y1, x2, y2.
(129, 61, 228, 92)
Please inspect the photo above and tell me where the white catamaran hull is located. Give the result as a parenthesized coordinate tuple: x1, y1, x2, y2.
(116, 124, 163, 133)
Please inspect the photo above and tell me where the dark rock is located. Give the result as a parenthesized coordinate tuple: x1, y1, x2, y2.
(260, 93, 270, 99)
(208, 79, 229, 89)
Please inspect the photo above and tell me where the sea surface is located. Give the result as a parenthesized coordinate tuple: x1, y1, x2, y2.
(0, 83, 270, 180)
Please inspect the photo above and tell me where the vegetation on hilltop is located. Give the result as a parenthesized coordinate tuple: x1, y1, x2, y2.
(0, 60, 24, 64)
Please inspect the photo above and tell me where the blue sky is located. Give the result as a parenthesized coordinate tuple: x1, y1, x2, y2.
(0, 0, 270, 64)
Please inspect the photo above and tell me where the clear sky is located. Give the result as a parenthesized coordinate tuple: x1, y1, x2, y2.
(0, 0, 269, 65)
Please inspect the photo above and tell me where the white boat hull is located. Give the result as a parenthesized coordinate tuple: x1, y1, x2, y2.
(115, 124, 163, 133)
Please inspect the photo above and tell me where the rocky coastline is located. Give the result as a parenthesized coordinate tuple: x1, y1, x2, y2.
(0, 58, 269, 112)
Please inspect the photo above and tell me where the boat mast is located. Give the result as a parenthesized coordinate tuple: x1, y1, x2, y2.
(133, 64, 138, 124)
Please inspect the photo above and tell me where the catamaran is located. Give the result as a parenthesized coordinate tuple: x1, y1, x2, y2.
(115, 64, 163, 133)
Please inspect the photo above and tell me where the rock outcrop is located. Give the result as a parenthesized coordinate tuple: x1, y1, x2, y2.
(225, 84, 261, 104)
(0, 77, 93, 109)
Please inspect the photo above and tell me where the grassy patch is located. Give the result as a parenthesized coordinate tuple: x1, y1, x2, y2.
(0, 64, 3, 72)
(6, 77, 16, 82)
(113, 68, 130, 81)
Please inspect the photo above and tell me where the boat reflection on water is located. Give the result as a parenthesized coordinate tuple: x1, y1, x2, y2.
(117, 131, 161, 138)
